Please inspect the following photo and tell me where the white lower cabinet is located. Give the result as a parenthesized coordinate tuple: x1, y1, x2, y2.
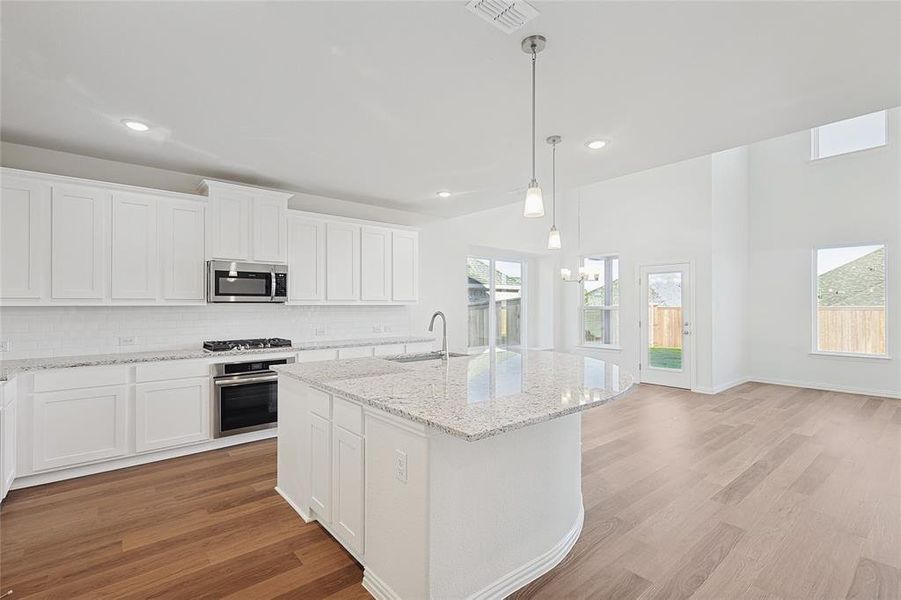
(309, 412, 332, 522)
(1, 384, 17, 501)
(32, 385, 128, 471)
(135, 377, 210, 453)
(332, 425, 364, 554)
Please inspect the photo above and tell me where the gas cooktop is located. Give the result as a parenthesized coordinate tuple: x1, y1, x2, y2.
(203, 338, 292, 352)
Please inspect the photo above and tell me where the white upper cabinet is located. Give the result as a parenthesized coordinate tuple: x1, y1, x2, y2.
(0, 176, 48, 300)
(51, 184, 108, 300)
(160, 199, 206, 301)
(361, 226, 391, 302)
(392, 230, 419, 302)
(253, 196, 288, 263)
(287, 214, 325, 302)
(326, 222, 361, 301)
(111, 193, 158, 300)
(201, 180, 291, 263)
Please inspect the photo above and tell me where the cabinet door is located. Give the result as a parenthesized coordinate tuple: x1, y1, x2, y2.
(111, 193, 158, 300)
(309, 412, 332, 522)
(1, 176, 48, 299)
(135, 377, 210, 453)
(332, 425, 364, 555)
(208, 192, 250, 261)
(325, 223, 361, 301)
(287, 216, 325, 302)
(361, 226, 391, 301)
(2, 396, 16, 497)
(51, 184, 108, 299)
(252, 197, 288, 263)
(33, 385, 128, 471)
(392, 230, 419, 302)
(160, 200, 205, 301)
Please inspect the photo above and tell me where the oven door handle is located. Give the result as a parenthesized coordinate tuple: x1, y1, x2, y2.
(214, 374, 279, 387)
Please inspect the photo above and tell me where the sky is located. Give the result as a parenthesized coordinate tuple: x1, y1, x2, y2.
(816, 244, 882, 275)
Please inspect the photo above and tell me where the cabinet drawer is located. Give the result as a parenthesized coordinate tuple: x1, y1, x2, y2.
(297, 349, 338, 363)
(338, 346, 373, 360)
(136, 360, 210, 382)
(373, 344, 405, 357)
(33, 366, 129, 393)
(309, 387, 331, 419)
(332, 396, 362, 436)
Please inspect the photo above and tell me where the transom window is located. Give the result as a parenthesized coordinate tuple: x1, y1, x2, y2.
(814, 244, 887, 356)
(811, 110, 887, 160)
(581, 255, 619, 347)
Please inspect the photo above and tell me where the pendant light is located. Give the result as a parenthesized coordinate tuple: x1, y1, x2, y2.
(522, 35, 546, 218)
(546, 135, 562, 249)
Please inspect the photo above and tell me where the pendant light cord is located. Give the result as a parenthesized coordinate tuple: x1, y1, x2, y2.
(531, 47, 537, 182)
(552, 140, 556, 227)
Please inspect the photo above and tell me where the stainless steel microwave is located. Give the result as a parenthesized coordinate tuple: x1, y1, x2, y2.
(207, 260, 288, 303)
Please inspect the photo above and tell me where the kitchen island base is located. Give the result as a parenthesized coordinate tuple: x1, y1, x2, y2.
(277, 378, 585, 600)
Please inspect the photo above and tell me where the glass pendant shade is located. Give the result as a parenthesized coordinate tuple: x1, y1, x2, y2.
(523, 181, 544, 218)
(547, 226, 561, 250)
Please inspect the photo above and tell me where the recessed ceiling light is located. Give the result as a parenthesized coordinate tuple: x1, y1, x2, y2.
(585, 139, 607, 150)
(436, 191, 452, 198)
(122, 119, 150, 132)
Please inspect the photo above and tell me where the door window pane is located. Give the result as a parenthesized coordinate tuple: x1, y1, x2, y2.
(467, 257, 490, 349)
(647, 272, 683, 369)
(495, 260, 522, 348)
(816, 245, 886, 355)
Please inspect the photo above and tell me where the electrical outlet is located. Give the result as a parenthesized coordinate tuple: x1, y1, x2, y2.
(384, 325, 392, 333)
(372, 325, 383, 333)
(0, 340, 10, 352)
(394, 450, 408, 483)
(118, 336, 136, 346)
(314, 327, 327, 337)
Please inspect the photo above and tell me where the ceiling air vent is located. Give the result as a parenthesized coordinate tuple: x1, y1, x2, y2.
(466, 0, 539, 34)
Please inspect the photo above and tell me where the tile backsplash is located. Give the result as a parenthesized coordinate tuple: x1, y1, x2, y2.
(0, 304, 413, 359)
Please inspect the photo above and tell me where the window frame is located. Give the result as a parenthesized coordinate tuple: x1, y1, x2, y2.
(810, 110, 888, 161)
(466, 254, 527, 352)
(579, 253, 621, 349)
(810, 242, 891, 360)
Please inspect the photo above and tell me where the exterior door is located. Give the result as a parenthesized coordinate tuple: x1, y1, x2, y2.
(639, 264, 691, 388)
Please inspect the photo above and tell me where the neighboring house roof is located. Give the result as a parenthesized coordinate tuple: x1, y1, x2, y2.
(467, 260, 521, 288)
(818, 247, 885, 307)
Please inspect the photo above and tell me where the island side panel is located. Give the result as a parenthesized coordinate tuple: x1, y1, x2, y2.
(276, 376, 312, 521)
(363, 410, 431, 600)
(428, 413, 584, 599)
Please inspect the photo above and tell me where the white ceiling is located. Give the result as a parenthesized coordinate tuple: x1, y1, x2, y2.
(2, 1, 899, 218)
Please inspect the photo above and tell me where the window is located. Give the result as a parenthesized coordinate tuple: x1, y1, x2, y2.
(814, 244, 887, 356)
(581, 256, 619, 347)
(467, 256, 524, 350)
(811, 110, 887, 160)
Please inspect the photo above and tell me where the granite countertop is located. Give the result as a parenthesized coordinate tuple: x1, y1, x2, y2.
(274, 349, 634, 441)
(0, 336, 435, 382)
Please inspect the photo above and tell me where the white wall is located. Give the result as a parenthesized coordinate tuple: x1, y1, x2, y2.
(412, 200, 558, 353)
(711, 147, 750, 391)
(747, 107, 900, 397)
(559, 155, 716, 391)
(0, 304, 411, 360)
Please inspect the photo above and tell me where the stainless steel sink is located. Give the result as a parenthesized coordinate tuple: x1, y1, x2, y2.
(388, 351, 467, 363)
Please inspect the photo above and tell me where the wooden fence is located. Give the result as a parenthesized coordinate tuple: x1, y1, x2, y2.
(649, 306, 683, 348)
(468, 299, 521, 347)
(817, 306, 885, 354)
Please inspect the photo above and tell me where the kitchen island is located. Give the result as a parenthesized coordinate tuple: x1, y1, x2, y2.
(274, 349, 633, 600)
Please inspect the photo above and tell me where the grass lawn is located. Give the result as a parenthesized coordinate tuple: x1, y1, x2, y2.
(649, 346, 683, 369)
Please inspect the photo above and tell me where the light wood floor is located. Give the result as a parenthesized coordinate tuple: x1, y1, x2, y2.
(1, 382, 899, 599)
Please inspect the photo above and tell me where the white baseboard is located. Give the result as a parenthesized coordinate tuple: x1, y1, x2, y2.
(468, 502, 585, 600)
(747, 376, 901, 400)
(692, 378, 751, 395)
(362, 569, 403, 600)
(274, 485, 312, 523)
(11, 429, 277, 490)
